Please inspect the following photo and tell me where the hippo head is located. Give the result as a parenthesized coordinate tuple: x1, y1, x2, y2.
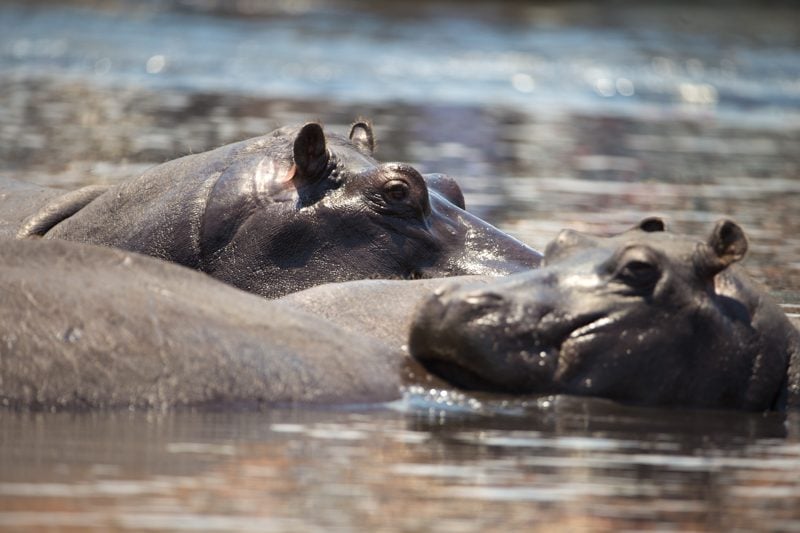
(410, 218, 792, 411)
(201, 122, 541, 297)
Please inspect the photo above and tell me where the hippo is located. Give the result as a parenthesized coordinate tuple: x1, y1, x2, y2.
(4, 122, 541, 297)
(0, 237, 411, 409)
(281, 275, 488, 352)
(410, 218, 800, 412)
(280, 275, 494, 391)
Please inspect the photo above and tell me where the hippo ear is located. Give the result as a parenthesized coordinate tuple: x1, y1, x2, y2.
(708, 219, 748, 264)
(637, 217, 667, 233)
(293, 122, 330, 186)
(349, 121, 375, 155)
(694, 219, 748, 278)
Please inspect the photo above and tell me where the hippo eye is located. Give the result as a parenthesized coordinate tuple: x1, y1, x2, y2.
(384, 179, 410, 202)
(618, 259, 660, 290)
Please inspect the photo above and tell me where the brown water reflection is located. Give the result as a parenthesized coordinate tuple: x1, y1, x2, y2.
(2, 0, 800, 530)
(1, 404, 799, 532)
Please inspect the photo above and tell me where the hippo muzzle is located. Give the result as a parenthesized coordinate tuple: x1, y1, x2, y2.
(409, 272, 603, 394)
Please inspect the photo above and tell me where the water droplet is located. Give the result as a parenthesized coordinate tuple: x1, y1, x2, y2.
(511, 73, 536, 93)
(616, 78, 635, 96)
(146, 55, 166, 74)
(63, 327, 82, 343)
(594, 78, 615, 97)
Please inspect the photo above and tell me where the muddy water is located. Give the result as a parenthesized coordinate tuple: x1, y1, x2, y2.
(2, 405, 800, 531)
(1, 1, 800, 530)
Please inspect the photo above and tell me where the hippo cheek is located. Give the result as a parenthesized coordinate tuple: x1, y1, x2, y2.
(554, 317, 663, 401)
(554, 327, 623, 394)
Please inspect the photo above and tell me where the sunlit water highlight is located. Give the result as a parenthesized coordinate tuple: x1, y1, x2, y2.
(1, 406, 799, 531)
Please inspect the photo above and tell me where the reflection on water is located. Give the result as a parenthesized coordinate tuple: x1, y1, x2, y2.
(1, 0, 800, 529)
(1, 403, 799, 531)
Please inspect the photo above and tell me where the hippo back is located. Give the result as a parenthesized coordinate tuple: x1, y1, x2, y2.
(41, 134, 284, 267)
(0, 237, 404, 409)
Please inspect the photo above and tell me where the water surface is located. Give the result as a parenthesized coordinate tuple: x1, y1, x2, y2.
(2, 402, 800, 531)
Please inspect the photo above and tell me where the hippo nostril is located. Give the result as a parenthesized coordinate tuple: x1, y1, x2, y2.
(434, 290, 509, 332)
(559, 230, 589, 250)
(429, 282, 502, 307)
(546, 229, 595, 263)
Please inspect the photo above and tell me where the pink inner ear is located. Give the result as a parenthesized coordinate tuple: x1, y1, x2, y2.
(278, 164, 297, 184)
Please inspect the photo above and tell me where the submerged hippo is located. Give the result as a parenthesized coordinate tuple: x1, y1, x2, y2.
(410, 218, 800, 411)
(0, 238, 409, 409)
(5, 122, 540, 297)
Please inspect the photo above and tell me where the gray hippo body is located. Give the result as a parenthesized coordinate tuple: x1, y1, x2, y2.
(280, 276, 492, 391)
(6, 122, 541, 298)
(410, 218, 800, 412)
(1, 238, 409, 409)
(280, 276, 488, 352)
(0, 177, 109, 239)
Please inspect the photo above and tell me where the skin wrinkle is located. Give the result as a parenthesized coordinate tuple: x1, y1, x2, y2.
(16, 185, 108, 239)
(198, 155, 250, 271)
(196, 169, 225, 270)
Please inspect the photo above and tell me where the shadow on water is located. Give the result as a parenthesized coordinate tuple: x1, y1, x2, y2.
(1, 0, 800, 530)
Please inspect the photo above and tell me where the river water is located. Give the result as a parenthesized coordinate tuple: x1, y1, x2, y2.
(1, 1, 800, 530)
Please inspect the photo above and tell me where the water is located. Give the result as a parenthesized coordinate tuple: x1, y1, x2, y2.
(1, 1, 800, 530)
(2, 404, 800, 531)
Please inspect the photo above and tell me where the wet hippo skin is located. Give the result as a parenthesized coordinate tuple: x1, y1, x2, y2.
(3, 121, 541, 298)
(280, 276, 489, 353)
(410, 218, 800, 411)
(0, 238, 410, 410)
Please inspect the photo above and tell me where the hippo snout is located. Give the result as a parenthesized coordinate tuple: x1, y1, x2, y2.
(409, 279, 562, 393)
(410, 283, 505, 391)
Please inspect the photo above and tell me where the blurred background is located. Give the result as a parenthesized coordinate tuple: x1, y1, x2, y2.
(1, 0, 799, 290)
(2, 2, 800, 531)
